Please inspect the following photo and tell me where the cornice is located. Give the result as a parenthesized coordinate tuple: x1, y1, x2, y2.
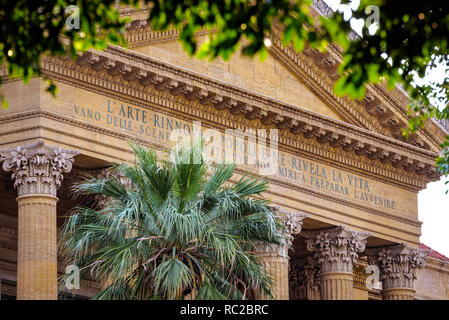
(276, 33, 437, 152)
(121, 20, 387, 135)
(425, 257, 449, 273)
(268, 37, 389, 136)
(120, 12, 395, 141)
(38, 46, 439, 185)
(0, 9, 439, 188)
(370, 83, 444, 152)
(322, 42, 441, 153)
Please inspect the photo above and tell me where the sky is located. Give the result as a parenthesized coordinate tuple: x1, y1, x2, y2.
(323, 0, 449, 257)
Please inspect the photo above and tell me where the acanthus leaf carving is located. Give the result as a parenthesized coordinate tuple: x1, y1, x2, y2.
(368, 244, 429, 290)
(271, 206, 307, 247)
(303, 226, 371, 274)
(256, 207, 307, 257)
(0, 141, 79, 197)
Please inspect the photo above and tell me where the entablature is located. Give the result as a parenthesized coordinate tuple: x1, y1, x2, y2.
(34, 44, 440, 191)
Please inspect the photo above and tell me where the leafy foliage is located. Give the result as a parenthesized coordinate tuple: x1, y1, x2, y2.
(1, 0, 448, 183)
(0, 0, 329, 106)
(325, 0, 449, 187)
(59, 142, 286, 299)
(0, 0, 140, 107)
(328, 1, 449, 120)
(150, 0, 326, 60)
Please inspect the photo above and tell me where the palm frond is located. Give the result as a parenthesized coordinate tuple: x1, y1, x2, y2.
(232, 175, 268, 197)
(60, 142, 284, 300)
(153, 256, 195, 300)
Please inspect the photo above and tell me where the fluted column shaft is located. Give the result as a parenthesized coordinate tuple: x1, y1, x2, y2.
(303, 226, 370, 300)
(0, 142, 78, 300)
(320, 272, 353, 300)
(17, 195, 58, 299)
(259, 249, 289, 300)
(259, 208, 307, 300)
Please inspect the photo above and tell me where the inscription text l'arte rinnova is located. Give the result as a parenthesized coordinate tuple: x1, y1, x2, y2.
(73, 99, 398, 211)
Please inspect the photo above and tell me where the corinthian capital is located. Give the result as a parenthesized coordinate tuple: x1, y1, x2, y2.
(0, 141, 79, 197)
(271, 206, 307, 247)
(368, 244, 429, 290)
(303, 226, 371, 274)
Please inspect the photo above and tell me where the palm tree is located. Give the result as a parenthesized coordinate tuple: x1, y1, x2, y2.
(59, 141, 286, 300)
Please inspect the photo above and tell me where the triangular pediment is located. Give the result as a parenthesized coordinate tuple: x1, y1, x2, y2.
(131, 35, 346, 122)
(124, 19, 446, 153)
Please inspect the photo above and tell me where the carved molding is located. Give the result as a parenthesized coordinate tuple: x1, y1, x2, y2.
(271, 206, 307, 247)
(367, 244, 429, 290)
(303, 226, 371, 274)
(257, 207, 307, 257)
(39, 48, 440, 186)
(0, 141, 79, 197)
(0, 110, 428, 230)
(71, 1, 445, 155)
(1, 14, 440, 188)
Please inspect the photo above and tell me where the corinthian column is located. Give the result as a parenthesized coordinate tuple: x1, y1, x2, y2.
(257, 244, 289, 300)
(369, 244, 428, 300)
(0, 142, 78, 300)
(303, 226, 370, 300)
(260, 207, 306, 300)
(258, 208, 306, 300)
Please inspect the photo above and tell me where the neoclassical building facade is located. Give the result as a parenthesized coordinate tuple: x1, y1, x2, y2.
(1, 1, 449, 300)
